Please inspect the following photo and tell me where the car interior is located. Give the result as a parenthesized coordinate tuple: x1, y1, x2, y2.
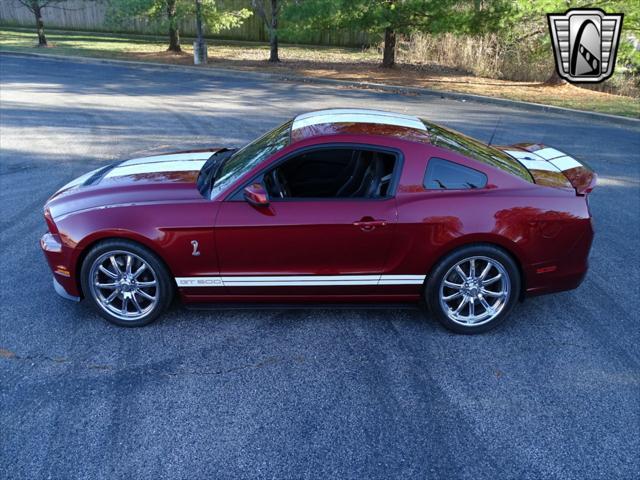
(263, 148, 397, 199)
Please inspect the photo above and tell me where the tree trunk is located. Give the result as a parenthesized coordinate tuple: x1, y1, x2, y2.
(382, 27, 396, 68)
(167, 0, 181, 53)
(268, 0, 279, 62)
(544, 69, 566, 86)
(33, 4, 47, 47)
(168, 24, 181, 53)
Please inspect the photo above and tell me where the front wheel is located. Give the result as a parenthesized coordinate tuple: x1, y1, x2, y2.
(425, 245, 520, 334)
(81, 240, 174, 327)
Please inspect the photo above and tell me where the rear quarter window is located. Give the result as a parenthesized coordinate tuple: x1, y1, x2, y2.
(424, 158, 487, 190)
(421, 119, 533, 183)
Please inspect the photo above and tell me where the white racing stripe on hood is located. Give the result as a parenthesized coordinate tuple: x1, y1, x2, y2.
(122, 152, 213, 166)
(58, 167, 102, 191)
(103, 159, 207, 178)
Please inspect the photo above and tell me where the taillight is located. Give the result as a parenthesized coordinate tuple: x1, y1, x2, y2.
(581, 173, 597, 195)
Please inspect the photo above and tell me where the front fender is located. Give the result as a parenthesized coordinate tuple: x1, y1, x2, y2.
(52, 201, 220, 296)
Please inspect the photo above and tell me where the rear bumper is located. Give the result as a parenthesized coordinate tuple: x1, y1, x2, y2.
(53, 277, 81, 302)
(524, 266, 588, 297)
(524, 219, 593, 297)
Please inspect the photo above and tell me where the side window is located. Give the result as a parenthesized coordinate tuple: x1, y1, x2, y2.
(264, 148, 397, 200)
(424, 158, 487, 190)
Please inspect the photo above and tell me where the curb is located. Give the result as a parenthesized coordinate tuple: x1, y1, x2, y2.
(2, 50, 638, 127)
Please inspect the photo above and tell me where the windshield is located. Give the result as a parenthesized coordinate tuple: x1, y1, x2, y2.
(210, 120, 292, 199)
(421, 119, 533, 182)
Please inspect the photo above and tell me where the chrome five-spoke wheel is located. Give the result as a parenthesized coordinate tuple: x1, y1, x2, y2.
(439, 256, 510, 327)
(89, 250, 159, 322)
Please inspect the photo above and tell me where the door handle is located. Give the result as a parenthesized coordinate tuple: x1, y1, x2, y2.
(353, 218, 387, 231)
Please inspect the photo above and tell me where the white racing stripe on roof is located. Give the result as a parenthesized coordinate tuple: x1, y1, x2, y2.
(122, 152, 213, 166)
(104, 159, 207, 178)
(292, 109, 426, 131)
(296, 109, 421, 122)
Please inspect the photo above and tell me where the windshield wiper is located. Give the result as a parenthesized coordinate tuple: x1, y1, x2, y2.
(197, 148, 236, 197)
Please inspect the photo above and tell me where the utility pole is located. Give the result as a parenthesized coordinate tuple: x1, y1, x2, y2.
(193, 0, 207, 64)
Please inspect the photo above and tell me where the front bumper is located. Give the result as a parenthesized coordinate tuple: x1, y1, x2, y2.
(53, 277, 80, 302)
(41, 232, 82, 300)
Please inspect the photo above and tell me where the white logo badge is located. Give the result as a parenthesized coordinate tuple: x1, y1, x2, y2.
(547, 9, 623, 83)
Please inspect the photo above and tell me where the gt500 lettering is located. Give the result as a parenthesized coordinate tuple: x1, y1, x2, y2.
(176, 277, 223, 287)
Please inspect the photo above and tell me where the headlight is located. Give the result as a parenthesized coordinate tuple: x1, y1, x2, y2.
(40, 232, 62, 253)
(44, 207, 58, 234)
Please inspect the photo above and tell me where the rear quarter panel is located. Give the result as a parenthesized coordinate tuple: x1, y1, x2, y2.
(388, 144, 593, 295)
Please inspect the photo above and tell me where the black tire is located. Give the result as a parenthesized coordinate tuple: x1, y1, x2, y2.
(80, 239, 174, 327)
(425, 244, 520, 334)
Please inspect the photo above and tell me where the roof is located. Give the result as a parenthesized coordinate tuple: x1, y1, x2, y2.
(290, 109, 431, 144)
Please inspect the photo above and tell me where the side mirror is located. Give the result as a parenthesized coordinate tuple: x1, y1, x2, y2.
(244, 183, 270, 207)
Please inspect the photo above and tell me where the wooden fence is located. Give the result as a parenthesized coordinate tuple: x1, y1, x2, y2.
(0, 0, 369, 46)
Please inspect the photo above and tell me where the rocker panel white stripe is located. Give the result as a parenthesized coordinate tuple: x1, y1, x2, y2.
(176, 274, 425, 287)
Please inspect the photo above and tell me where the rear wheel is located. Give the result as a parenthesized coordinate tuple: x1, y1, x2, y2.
(81, 240, 173, 327)
(425, 245, 520, 334)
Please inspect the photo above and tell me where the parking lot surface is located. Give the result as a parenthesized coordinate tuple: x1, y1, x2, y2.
(1, 54, 639, 479)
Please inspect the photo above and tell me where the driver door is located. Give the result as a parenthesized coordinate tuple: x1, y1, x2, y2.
(214, 146, 400, 295)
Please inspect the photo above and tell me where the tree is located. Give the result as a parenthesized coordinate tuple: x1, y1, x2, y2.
(252, 0, 282, 62)
(107, 0, 252, 54)
(17, 0, 70, 47)
(107, 0, 184, 53)
(285, 0, 507, 68)
(167, 0, 181, 52)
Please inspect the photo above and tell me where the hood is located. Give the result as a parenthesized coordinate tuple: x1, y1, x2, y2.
(47, 149, 222, 218)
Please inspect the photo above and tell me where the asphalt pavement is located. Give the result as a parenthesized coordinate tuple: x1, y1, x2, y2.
(1, 54, 639, 480)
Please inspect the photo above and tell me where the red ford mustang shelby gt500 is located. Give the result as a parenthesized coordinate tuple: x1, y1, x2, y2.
(41, 109, 596, 333)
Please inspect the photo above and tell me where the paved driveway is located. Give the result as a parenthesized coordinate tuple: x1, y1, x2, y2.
(1, 54, 639, 479)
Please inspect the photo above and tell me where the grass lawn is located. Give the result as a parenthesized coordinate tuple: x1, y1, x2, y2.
(1, 27, 639, 118)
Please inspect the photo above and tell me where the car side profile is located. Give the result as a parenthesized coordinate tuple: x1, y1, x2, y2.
(41, 109, 596, 333)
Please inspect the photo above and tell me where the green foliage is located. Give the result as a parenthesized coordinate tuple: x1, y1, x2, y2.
(106, 0, 252, 35)
(199, 0, 253, 33)
(284, 0, 511, 41)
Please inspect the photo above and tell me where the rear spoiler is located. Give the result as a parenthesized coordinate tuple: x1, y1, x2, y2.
(496, 144, 597, 195)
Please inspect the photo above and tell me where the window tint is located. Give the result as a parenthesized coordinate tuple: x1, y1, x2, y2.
(424, 158, 487, 190)
(264, 148, 397, 199)
(421, 120, 533, 183)
(211, 120, 291, 199)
